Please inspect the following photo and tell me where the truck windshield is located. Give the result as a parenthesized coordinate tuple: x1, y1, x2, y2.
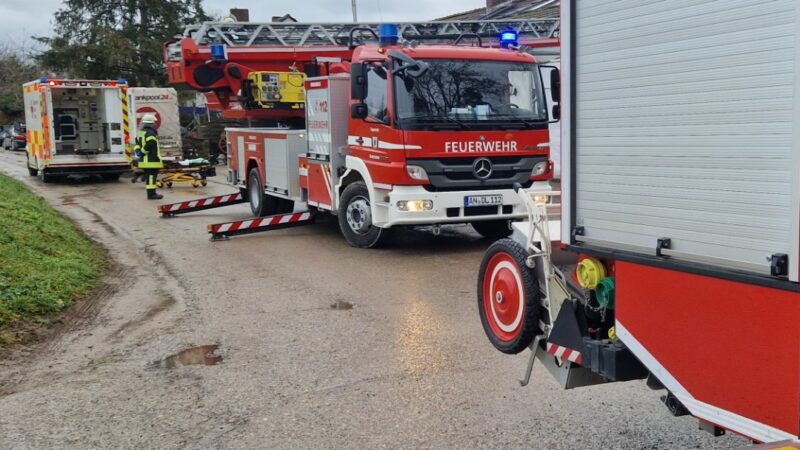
(394, 59, 547, 131)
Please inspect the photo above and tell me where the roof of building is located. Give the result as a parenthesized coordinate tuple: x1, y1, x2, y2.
(439, 0, 560, 21)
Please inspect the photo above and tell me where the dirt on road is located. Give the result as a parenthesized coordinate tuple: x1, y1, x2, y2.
(0, 151, 743, 449)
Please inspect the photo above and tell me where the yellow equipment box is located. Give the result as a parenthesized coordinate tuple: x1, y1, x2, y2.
(247, 72, 306, 110)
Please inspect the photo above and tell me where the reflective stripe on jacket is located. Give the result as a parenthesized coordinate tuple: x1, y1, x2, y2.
(136, 127, 163, 169)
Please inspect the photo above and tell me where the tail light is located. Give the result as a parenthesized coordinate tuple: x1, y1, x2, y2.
(13, 134, 24, 140)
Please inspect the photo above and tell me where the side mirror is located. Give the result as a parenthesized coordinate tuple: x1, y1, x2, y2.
(550, 67, 560, 103)
(351, 103, 368, 119)
(551, 104, 561, 121)
(350, 62, 367, 100)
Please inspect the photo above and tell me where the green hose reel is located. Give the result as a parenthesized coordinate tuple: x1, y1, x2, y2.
(595, 277, 615, 309)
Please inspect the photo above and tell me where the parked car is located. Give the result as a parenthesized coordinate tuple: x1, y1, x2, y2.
(2, 123, 26, 151)
(0, 128, 10, 150)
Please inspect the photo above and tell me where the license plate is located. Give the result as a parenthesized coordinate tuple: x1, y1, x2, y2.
(464, 194, 503, 207)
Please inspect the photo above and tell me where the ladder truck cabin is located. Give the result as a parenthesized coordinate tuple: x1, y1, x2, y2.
(23, 78, 131, 182)
(477, 0, 800, 445)
(162, 20, 561, 247)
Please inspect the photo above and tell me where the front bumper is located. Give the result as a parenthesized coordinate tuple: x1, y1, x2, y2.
(378, 184, 553, 227)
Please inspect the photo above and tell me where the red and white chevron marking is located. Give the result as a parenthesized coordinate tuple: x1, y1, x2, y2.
(546, 343, 583, 365)
(209, 212, 312, 234)
(160, 193, 243, 213)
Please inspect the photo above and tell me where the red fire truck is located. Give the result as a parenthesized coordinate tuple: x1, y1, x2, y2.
(160, 20, 562, 247)
(477, 0, 800, 446)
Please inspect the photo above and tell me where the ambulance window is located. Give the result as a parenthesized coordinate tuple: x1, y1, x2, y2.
(365, 63, 389, 123)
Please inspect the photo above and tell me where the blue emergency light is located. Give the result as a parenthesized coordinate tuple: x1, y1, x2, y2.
(210, 43, 227, 61)
(379, 23, 399, 47)
(500, 29, 519, 48)
(39, 76, 48, 83)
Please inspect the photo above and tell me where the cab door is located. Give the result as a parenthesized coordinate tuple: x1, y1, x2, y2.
(348, 61, 406, 186)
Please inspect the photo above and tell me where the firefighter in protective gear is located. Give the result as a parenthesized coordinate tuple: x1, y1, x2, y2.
(134, 114, 164, 200)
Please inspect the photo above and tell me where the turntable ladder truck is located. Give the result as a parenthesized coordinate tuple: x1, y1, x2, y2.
(159, 19, 562, 247)
(475, 0, 800, 446)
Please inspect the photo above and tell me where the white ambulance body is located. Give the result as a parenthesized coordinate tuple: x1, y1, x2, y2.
(23, 78, 130, 181)
(127, 87, 182, 160)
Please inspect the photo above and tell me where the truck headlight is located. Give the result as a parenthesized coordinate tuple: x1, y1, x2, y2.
(397, 200, 433, 212)
(532, 161, 548, 177)
(406, 165, 429, 181)
(534, 194, 549, 205)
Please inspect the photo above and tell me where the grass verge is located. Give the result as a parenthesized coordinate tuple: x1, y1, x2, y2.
(0, 174, 104, 343)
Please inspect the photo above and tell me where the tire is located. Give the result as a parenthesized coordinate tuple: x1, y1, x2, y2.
(337, 181, 391, 248)
(472, 219, 513, 239)
(477, 238, 541, 354)
(248, 168, 276, 217)
(41, 171, 54, 183)
(26, 155, 38, 176)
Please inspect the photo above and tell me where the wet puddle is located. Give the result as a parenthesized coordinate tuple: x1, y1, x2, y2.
(330, 300, 354, 310)
(159, 345, 223, 369)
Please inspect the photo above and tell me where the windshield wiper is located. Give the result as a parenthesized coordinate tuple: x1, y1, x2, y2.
(402, 114, 473, 130)
(441, 116, 472, 130)
(491, 114, 547, 129)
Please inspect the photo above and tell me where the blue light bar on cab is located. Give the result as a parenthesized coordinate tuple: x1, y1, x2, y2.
(379, 23, 399, 47)
(500, 29, 519, 48)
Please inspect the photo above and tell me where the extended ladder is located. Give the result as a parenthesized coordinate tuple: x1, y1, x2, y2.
(181, 19, 560, 48)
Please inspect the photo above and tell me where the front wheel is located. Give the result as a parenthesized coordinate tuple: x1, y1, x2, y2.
(477, 238, 541, 354)
(26, 155, 38, 176)
(472, 219, 513, 239)
(338, 181, 391, 248)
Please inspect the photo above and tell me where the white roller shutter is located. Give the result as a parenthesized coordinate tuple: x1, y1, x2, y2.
(567, 0, 800, 279)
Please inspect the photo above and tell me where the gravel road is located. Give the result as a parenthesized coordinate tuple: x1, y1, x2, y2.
(0, 151, 744, 449)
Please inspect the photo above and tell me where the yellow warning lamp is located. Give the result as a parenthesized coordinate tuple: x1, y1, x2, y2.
(576, 257, 606, 290)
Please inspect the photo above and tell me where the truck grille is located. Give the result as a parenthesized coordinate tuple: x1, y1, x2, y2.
(407, 156, 544, 191)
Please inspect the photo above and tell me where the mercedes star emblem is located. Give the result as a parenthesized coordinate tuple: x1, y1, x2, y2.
(473, 158, 493, 180)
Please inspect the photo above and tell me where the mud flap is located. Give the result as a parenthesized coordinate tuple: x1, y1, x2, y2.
(546, 301, 586, 365)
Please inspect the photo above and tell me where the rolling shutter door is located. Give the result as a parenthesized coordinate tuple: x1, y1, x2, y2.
(571, 0, 800, 279)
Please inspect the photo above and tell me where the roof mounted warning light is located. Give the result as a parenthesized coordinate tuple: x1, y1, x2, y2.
(379, 23, 399, 47)
(210, 43, 227, 61)
(499, 28, 519, 48)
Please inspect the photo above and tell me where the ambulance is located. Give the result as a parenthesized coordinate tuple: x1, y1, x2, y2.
(22, 78, 130, 182)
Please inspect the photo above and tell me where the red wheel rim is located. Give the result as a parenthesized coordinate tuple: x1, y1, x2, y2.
(483, 252, 525, 342)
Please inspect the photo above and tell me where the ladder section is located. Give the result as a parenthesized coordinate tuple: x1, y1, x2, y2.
(182, 19, 560, 48)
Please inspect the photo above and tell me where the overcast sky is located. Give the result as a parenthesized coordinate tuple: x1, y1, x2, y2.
(0, 0, 486, 52)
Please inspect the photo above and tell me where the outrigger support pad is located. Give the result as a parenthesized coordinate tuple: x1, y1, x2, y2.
(207, 211, 315, 240)
(158, 193, 246, 217)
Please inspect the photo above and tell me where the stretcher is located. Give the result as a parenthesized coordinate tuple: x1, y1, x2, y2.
(156, 159, 216, 189)
(131, 159, 215, 188)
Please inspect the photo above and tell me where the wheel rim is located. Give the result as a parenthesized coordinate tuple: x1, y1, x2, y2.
(346, 195, 372, 235)
(483, 252, 525, 342)
(248, 176, 261, 210)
